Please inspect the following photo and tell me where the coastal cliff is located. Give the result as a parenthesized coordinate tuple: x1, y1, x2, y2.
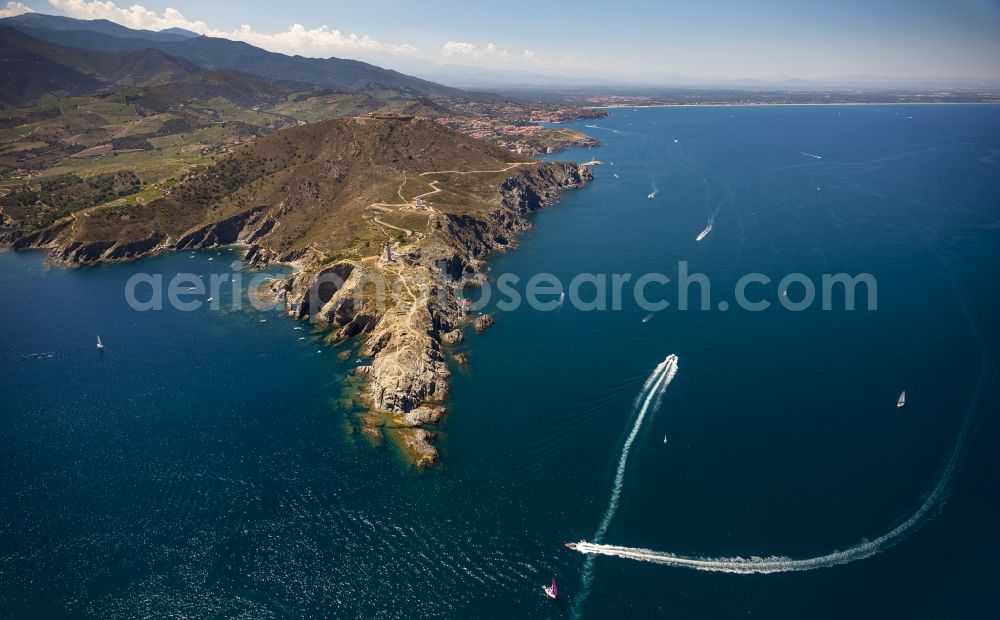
(1, 116, 591, 465)
(269, 162, 589, 464)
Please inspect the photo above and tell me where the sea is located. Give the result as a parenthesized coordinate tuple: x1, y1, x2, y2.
(1, 104, 998, 618)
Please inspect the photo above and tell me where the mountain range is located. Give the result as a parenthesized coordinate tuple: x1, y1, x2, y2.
(1, 12, 475, 98)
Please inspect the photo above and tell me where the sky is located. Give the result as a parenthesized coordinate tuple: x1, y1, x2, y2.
(3, 0, 1000, 82)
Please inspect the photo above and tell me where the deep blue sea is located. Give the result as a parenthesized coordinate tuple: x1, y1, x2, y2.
(2, 105, 999, 618)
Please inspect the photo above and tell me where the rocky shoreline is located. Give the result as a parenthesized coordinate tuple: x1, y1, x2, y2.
(1, 159, 591, 466)
(269, 163, 590, 464)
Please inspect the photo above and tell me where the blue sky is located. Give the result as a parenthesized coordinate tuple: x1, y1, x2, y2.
(5, 0, 1000, 80)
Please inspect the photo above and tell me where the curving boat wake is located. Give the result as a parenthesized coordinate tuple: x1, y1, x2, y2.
(569, 352, 981, 572)
(568, 246, 987, 577)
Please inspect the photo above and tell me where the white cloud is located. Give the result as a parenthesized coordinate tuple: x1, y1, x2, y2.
(0, 1, 34, 17)
(439, 40, 518, 62)
(43, 1, 577, 71)
(46, 0, 420, 57)
(229, 23, 419, 56)
(48, 0, 206, 31)
(439, 40, 577, 69)
(441, 41, 477, 58)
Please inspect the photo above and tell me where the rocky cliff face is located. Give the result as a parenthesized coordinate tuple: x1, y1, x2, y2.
(270, 162, 590, 465)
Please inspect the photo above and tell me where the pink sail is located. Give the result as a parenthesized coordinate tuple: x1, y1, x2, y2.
(551, 579, 558, 598)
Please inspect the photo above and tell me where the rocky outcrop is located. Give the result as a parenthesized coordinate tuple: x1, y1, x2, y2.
(395, 405, 446, 427)
(473, 314, 494, 333)
(270, 162, 590, 465)
(2, 204, 273, 267)
(102, 232, 169, 261)
(399, 429, 438, 467)
(3, 221, 172, 266)
(175, 205, 269, 249)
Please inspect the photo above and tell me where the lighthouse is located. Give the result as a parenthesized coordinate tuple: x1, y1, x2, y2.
(379, 241, 396, 262)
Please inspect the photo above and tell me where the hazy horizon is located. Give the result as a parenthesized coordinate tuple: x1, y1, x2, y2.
(3, 0, 1000, 86)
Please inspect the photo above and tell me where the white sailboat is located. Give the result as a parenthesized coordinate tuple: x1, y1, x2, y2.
(897, 390, 906, 408)
(96, 334, 104, 350)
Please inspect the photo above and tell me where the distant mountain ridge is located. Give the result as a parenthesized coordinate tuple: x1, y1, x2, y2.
(3, 12, 197, 42)
(0, 24, 202, 105)
(1, 13, 477, 97)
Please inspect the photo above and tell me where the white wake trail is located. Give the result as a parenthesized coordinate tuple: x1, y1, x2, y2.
(696, 190, 729, 241)
(571, 355, 678, 617)
(695, 218, 714, 241)
(569, 255, 987, 575)
(597, 355, 678, 542)
(570, 365, 979, 573)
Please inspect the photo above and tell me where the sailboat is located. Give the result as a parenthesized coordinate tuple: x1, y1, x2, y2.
(663, 435, 668, 444)
(897, 390, 906, 408)
(543, 578, 558, 600)
(96, 334, 104, 350)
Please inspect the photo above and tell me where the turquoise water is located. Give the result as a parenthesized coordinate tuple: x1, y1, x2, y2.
(2, 105, 999, 618)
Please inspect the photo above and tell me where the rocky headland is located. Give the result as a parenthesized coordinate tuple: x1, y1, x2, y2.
(1, 116, 591, 465)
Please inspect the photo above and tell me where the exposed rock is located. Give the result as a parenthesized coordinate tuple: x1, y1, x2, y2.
(337, 350, 351, 360)
(396, 405, 446, 427)
(452, 353, 469, 369)
(176, 205, 268, 249)
(272, 162, 589, 464)
(473, 314, 495, 333)
(365, 294, 451, 412)
(400, 428, 438, 467)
